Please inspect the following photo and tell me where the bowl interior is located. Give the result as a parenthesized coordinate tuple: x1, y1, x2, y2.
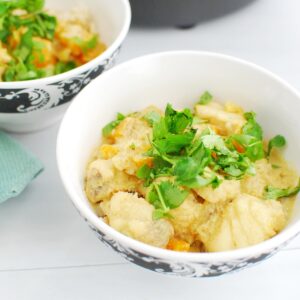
(58, 52, 300, 252)
(47, 0, 127, 47)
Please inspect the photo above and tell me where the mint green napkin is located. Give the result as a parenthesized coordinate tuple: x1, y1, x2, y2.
(0, 132, 43, 203)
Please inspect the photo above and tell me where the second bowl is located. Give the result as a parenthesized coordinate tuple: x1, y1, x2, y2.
(0, 0, 131, 132)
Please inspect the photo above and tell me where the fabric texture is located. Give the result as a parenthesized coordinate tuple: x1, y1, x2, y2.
(0, 132, 43, 203)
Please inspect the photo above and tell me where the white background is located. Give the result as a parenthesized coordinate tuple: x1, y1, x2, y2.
(1, 0, 299, 299)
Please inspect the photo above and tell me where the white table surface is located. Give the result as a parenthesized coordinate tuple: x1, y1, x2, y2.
(1, 0, 300, 299)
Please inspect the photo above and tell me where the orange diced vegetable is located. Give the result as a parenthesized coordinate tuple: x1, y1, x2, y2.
(232, 140, 245, 153)
(211, 151, 218, 159)
(167, 238, 190, 252)
(133, 156, 153, 168)
(100, 144, 119, 159)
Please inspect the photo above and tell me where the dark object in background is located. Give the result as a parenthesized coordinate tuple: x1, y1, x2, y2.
(130, 0, 256, 28)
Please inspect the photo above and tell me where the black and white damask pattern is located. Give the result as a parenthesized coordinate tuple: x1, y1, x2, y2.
(85, 218, 296, 278)
(0, 48, 120, 113)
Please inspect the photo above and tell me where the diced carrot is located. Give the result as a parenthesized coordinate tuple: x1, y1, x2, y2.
(58, 37, 83, 56)
(99, 144, 119, 159)
(211, 151, 218, 159)
(110, 121, 126, 139)
(32, 38, 56, 68)
(7, 27, 25, 49)
(232, 140, 245, 153)
(82, 42, 106, 63)
(212, 125, 226, 136)
(133, 156, 153, 168)
(167, 238, 190, 252)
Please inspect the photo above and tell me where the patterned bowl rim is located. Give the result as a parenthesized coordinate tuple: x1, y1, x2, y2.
(57, 50, 300, 262)
(0, 0, 131, 88)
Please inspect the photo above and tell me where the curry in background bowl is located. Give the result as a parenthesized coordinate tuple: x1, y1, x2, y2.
(0, 0, 106, 81)
(0, 0, 131, 132)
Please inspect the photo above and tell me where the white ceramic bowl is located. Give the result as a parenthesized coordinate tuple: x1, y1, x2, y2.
(57, 51, 300, 277)
(0, 0, 131, 133)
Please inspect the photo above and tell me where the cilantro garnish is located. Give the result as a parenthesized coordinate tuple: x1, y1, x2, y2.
(147, 181, 189, 220)
(242, 112, 263, 139)
(264, 179, 300, 200)
(102, 113, 125, 137)
(0, 0, 59, 81)
(143, 111, 161, 126)
(174, 156, 221, 188)
(71, 35, 99, 54)
(0, 0, 100, 81)
(227, 112, 265, 162)
(13, 0, 45, 13)
(150, 104, 196, 155)
(165, 104, 193, 134)
(133, 97, 292, 219)
(267, 135, 286, 156)
(54, 61, 77, 75)
(198, 91, 213, 105)
(129, 143, 136, 150)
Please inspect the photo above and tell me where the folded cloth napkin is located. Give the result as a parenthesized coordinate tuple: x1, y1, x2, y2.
(0, 131, 44, 203)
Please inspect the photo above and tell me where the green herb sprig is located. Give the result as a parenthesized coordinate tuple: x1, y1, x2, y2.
(198, 91, 213, 105)
(136, 102, 261, 219)
(267, 135, 286, 157)
(102, 113, 125, 137)
(264, 179, 300, 200)
(147, 181, 189, 219)
(105, 94, 293, 219)
(0, 0, 87, 81)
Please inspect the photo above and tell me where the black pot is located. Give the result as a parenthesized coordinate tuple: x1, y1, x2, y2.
(130, 0, 256, 28)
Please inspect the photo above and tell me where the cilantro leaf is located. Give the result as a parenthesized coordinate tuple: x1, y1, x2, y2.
(246, 141, 264, 161)
(201, 133, 230, 155)
(264, 179, 300, 200)
(227, 112, 265, 162)
(152, 209, 172, 220)
(4, 59, 38, 81)
(153, 117, 168, 140)
(159, 181, 189, 209)
(54, 61, 77, 75)
(242, 112, 263, 140)
(152, 156, 173, 176)
(192, 116, 204, 125)
(224, 165, 243, 177)
(102, 113, 125, 137)
(174, 157, 202, 182)
(143, 111, 161, 126)
(3, 0, 44, 13)
(191, 142, 212, 169)
(198, 91, 213, 105)
(35, 13, 57, 40)
(165, 104, 193, 134)
(147, 181, 188, 219)
(178, 174, 221, 189)
(71, 34, 99, 53)
(136, 164, 152, 180)
(216, 149, 255, 178)
(267, 135, 286, 156)
(18, 0, 45, 13)
(229, 134, 264, 162)
(153, 131, 195, 154)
